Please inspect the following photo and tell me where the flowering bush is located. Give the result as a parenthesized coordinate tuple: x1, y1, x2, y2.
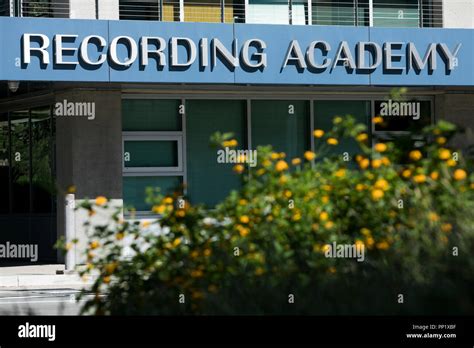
(74, 116, 474, 315)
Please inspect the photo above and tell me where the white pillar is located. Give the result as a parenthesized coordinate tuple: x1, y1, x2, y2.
(65, 194, 76, 271)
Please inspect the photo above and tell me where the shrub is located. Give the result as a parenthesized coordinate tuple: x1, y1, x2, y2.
(73, 116, 474, 315)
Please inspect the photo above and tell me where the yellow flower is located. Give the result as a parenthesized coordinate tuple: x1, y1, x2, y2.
(381, 157, 391, 166)
(65, 243, 73, 251)
(262, 159, 272, 167)
(371, 189, 384, 201)
(376, 241, 390, 250)
(438, 148, 451, 160)
(172, 238, 182, 247)
(90, 241, 100, 250)
(176, 210, 186, 218)
(334, 169, 346, 178)
(325, 221, 334, 229)
(222, 139, 238, 147)
(256, 168, 266, 176)
(304, 151, 316, 161)
(333, 116, 343, 124)
(275, 160, 289, 172)
(359, 158, 370, 169)
(255, 267, 265, 276)
(355, 184, 366, 191)
(429, 212, 439, 222)
(279, 175, 289, 184)
(240, 215, 250, 224)
(116, 232, 124, 241)
(67, 185, 76, 194)
(239, 199, 248, 206)
(292, 212, 302, 221)
(453, 169, 467, 181)
(322, 184, 332, 191)
(204, 248, 212, 257)
(191, 270, 204, 278)
(190, 250, 199, 259)
(313, 129, 325, 138)
(319, 211, 329, 221)
(436, 137, 447, 145)
(373, 116, 383, 124)
(103, 276, 111, 284)
(360, 228, 371, 237)
(413, 174, 426, 183)
(471, 183, 474, 189)
(322, 244, 331, 253)
(374, 179, 390, 191)
(429, 171, 439, 180)
(356, 133, 368, 142)
(105, 262, 118, 275)
(239, 226, 250, 237)
(141, 221, 151, 228)
(279, 152, 286, 159)
(374, 143, 387, 152)
(95, 196, 108, 206)
(291, 157, 301, 165)
(409, 150, 422, 161)
(402, 169, 412, 178)
(322, 195, 329, 203)
(327, 138, 338, 146)
(152, 205, 166, 214)
(447, 159, 457, 167)
(284, 190, 292, 198)
(372, 159, 382, 168)
(328, 266, 337, 274)
(270, 152, 280, 160)
(163, 197, 173, 204)
(366, 237, 375, 248)
(441, 223, 453, 233)
(233, 164, 245, 174)
(355, 240, 365, 249)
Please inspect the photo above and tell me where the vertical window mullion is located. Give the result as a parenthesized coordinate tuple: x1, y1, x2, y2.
(368, 0, 373, 26)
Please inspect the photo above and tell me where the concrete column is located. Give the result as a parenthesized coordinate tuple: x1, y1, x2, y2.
(99, 0, 120, 20)
(55, 89, 123, 264)
(70, 0, 96, 19)
(443, 0, 474, 28)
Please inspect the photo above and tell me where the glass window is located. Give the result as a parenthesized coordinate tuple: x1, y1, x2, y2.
(247, 0, 290, 24)
(124, 140, 180, 168)
(251, 100, 310, 160)
(186, 100, 246, 206)
(184, 0, 221, 22)
(312, 0, 355, 26)
(31, 106, 54, 214)
(373, 0, 419, 28)
(374, 99, 432, 133)
(119, 0, 160, 21)
(0, 0, 10, 16)
(314, 100, 371, 158)
(123, 176, 183, 212)
(122, 99, 182, 132)
(163, 0, 181, 21)
(0, 113, 9, 214)
(10, 110, 30, 214)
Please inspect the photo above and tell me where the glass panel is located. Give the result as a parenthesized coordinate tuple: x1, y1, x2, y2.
(187, 100, 246, 206)
(248, 0, 290, 24)
(124, 140, 179, 167)
(31, 106, 54, 214)
(312, 0, 355, 26)
(123, 176, 183, 212)
(122, 99, 182, 131)
(373, 0, 419, 28)
(0, 113, 9, 214)
(10, 110, 30, 214)
(184, 0, 221, 22)
(0, 0, 9, 16)
(119, 0, 160, 21)
(163, 0, 180, 21)
(314, 100, 370, 158)
(252, 100, 310, 160)
(374, 100, 431, 133)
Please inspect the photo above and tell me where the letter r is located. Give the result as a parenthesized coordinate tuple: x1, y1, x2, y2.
(23, 34, 50, 64)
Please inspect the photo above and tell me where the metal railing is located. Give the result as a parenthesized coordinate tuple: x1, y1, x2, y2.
(0, 0, 443, 28)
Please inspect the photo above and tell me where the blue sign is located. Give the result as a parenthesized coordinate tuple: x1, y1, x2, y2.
(0, 17, 472, 86)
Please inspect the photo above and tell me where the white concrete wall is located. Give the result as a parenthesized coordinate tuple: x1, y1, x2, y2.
(443, 0, 474, 28)
(70, 0, 96, 19)
(99, 0, 119, 20)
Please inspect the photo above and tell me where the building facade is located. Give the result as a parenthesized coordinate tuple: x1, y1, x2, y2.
(0, 0, 473, 263)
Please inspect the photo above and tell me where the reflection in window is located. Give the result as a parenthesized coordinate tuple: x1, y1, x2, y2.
(0, 113, 9, 213)
(373, 0, 419, 28)
(31, 106, 54, 214)
(247, 0, 308, 25)
(10, 110, 30, 214)
(312, 0, 356, 26)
